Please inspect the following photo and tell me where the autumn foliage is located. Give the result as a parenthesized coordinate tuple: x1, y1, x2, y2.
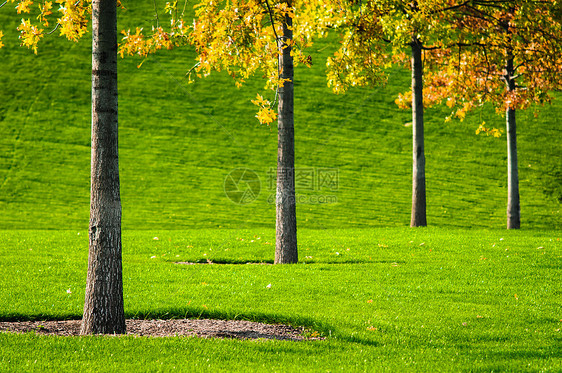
(117, 0, 324, 124)
(426, 2, 562, 117)
(0, 0, 92, 53)
(3, 0, 560, 120)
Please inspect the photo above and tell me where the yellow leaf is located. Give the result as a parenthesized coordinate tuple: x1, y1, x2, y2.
(16, 0, 33, 14)
(251, 94, 268, 107)
(277, 77, 291, 88)
(255, 107, 277, 125)
(17, 18, 44, 53)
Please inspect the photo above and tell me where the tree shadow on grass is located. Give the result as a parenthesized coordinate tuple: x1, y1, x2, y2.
(467, 348, 562, 372)
(173, 258, 274, 265)
(0, 307, 380, 346)
(0, 308, 329, 336)
(171, 258, 406, 266)
(128, 307, 331, 334)
(130, 308, 381, 347)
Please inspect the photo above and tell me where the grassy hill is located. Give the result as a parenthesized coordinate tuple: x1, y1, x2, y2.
(0, 3, 560, 230)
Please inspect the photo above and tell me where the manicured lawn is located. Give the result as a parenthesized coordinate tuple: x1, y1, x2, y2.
(1, 229, 560, 371)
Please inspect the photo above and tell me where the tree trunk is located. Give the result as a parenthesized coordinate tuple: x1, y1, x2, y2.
(275, 2, 298, 264)
(505, 54, 521, 229)
(410, 38, 427, 227)
(80, 0, 126, 335)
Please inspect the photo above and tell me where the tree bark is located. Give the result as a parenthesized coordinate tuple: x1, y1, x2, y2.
(80, 0, 126, 335)
(275, 1, 298, 264)
(505, 54, 521, 229)
(410, 37, 427, 227)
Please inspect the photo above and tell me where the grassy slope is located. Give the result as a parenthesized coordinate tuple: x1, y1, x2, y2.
(0, 4, 560, 231)
(0, 229, 560, 371)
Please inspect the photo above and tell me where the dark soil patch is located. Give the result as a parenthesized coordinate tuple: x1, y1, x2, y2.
(0, 319, 323, 341)
(175, 261, 273, 265)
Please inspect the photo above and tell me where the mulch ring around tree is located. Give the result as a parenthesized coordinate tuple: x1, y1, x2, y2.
(0, 319, 324, 341)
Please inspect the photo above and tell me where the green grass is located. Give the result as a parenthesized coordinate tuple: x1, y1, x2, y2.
(0, 229, 561, 371)
(0, 3, 560, 231)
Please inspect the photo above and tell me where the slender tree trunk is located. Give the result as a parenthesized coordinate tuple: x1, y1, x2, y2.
(80, 0, 126, 335)
(410, 37, 427, 227)
(505, 54, 521, 229)
(275, 1, 297, 264)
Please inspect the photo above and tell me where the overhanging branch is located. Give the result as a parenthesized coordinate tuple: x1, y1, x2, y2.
(428, 1, 470, 15)
(261, 0, 281, 44)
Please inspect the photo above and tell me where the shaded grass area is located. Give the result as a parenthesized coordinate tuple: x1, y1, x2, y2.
(0, 229, 560, 371)
(0, 3, 561, 231)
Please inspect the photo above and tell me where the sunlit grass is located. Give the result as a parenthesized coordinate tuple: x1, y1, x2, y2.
(0, 229, 560, 371)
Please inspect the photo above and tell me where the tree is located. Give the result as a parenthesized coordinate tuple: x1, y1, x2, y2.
(1, 0, 126, 333)
(320, 1, 472, 227)
(81, 0, 125, 334)
(427, 1, 562, 229)
(192, 0, 312, 263)
(120, 0, 321, 263)
(410, 35, 427, 227)
(274, 2, 298, 263)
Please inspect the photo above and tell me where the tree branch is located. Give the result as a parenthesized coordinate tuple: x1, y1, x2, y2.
(47, 1, 81, 36)
(428, 1, 470, 15)
(464, 4, 503, 24)
(420, 45, 441, 51)
(47, 22, 61, 35)
(181, 0, 188, 17)
(153, 0, 159, 28)
(185, 62, 200, 78)
(262, 0, 281, 43)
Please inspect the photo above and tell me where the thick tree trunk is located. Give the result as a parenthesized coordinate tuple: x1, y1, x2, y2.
(275, 2, 297, 264)
(505, 55, 521, 229)
(80, 0, 126, 335)
(410, 38, 427, 227)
